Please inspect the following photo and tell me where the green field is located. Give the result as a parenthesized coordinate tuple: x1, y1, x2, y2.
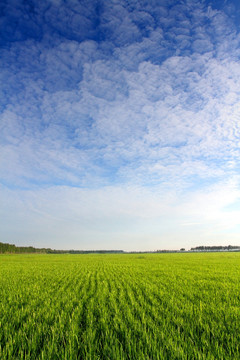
(1, 253, 240, 359)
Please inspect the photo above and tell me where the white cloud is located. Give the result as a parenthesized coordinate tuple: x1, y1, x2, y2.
(2, 0, 240, 249)
(2, 44, 240, 188)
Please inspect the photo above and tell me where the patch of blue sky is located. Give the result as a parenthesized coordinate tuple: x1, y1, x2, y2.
(1, 0, 240, 249)
(182, 175, 226, 190)
(211, 0, 240, 22)
(0, 178, 71, 191)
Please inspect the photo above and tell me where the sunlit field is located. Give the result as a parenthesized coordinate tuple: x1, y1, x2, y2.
(1, 253, 240, 359)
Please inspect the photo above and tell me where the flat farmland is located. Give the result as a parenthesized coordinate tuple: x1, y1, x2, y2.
(1, 253, 240, 359)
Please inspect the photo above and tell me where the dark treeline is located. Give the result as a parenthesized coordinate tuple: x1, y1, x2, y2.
(0, 242, 47, 254)
(1, 241, 240, 254)
(0, 242, 124, 254)
(191, 245, 240, 251)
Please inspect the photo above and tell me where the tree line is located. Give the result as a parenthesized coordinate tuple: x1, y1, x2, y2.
(1, 241, 240, 254)
(191, 245, 240, 251)
(0, 242, 48, 254)
(0, 242, 124, 254)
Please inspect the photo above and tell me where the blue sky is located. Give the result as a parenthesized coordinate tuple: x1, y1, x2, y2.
(1, 0, 240, 251)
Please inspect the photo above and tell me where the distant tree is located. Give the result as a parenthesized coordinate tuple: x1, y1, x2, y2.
(0, 241, 125, 254)
(191, 245, 240, 252)
(180, 248, 185, 251)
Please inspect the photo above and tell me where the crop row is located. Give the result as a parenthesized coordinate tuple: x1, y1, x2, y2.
(0, 253, 240, 359)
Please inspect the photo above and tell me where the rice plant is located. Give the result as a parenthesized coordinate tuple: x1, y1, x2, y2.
(1, 253, 240, 359)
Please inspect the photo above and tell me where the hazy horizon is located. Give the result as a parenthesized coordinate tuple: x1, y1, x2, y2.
(1, 0, 240, 251)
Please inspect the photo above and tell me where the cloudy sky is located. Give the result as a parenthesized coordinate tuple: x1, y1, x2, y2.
(1, 0, 240, 251)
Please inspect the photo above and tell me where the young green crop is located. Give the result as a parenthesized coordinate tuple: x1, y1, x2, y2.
(1, 253, 240, 359)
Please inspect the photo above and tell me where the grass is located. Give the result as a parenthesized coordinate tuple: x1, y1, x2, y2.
(0, 252, 240, 359)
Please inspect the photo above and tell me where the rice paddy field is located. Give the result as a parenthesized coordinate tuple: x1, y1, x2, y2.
(1, 252, 240, 359)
